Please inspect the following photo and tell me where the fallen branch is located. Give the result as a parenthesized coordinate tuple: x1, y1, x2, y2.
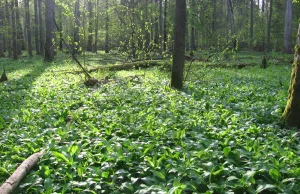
(0, 150, 45, 194)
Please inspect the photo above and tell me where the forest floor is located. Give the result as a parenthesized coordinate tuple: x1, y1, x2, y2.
(0, 51, 299, 193)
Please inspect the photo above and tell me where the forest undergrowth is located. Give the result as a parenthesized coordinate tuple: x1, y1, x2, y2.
(0, 52, 299, 193)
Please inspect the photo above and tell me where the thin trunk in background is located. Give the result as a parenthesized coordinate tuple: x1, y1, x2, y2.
(250, 0, 254, 48)
(159, 0, 163, 52)
(0, 1, 4, 57)
(93, 0, 99, 53)
(104, 0, 109, 53)
(145, 0, 150, 50)
(190, 0, 196, 51)
(73, 0, 80, 54)
(38, 0, 44, 56)
(15, 0, 23, 54)
(154, 0, 159, 48)
(284, 0, 293, 53)
(11, 0, 17, 59)
(163, 0, 167, 51)
(34, 0, 40, 54)
(267, 0, 273, 51)
(87, 0, 93, 51)
(227, 0, 236, 49)
(262, 0, 265, 12)
(25, 0, 32, 57)
(5, 0, 12, 57)
(58, 7, 63, 50)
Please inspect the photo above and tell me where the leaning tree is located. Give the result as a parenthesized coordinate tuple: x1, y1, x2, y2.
(281, 23, 300, 128)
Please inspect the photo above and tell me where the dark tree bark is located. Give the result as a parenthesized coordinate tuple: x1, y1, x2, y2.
(73, 0, 80, 54)
(145, 0, 150, 50)
(212, 0, 217, 33)
(44, 0, 55, 62)
(104, 0, 109, 53)
(5, 0, 12, 57)
(250, 0, 254, 48)
(171, 0, 186, 89)
(159, 0, 163, 52)
(25, 0, 32, 57)
(11, 0, 17, 59)
(34, 0, 40, 54)
(38, 0, 44, 56)
(284, 0, 293, 53)
(87, 0, 93, 51)
(227, 0, 236, 49)
(58, 6, 63, 50)
(0, 1, 5, 57)
(163, 0, 167, 51)
(267, 0, 273, 51)
(262, 0, 265, 12)
(281, 24, 300, 129)
(154, 0, 159, 48)
(93, 0, 99, 53)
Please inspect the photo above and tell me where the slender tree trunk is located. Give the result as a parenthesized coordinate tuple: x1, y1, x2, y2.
(15, 0, 23, 54)
(159, 0, 163, 52)
(284, 0, 293, 53)
(250, 0, 254, 48)
(34, 0, 40, 54)
(38, 0, 44, 56)
(163, 0, 167, 51)
(44, 0, 55, 61)
(267, 0, 273, 51)
(144, 0, 150, 50)
(212, 0, 217, 33)
(154, 0, 159, 48)
(281, 24, 300, 129)
(87, 0, 93, 51)
(11, 0, 17, 59)
(58, 7, 63, 50)
(0, 1, 5, 57)
(25, 0, 32, 57)
(73, 0, 80, 54)
(93, 0, 99, 53)
(104, 0, 109, 53)
(262, 0, 265, 12)
(227, 0, 236, 49)
(5, 0, 12, 57)
(190, 0, 196, 51)
(171, 0, 186, 89)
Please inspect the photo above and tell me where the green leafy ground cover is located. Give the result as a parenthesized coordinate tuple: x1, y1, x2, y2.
(0, 52, 299, 193)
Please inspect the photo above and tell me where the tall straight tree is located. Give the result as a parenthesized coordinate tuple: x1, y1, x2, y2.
(104, 0, 109, 53)
(38, 0, 44, 56)
(190, 0, 196, 51)
(0, 1, 4, 57)
(163, 0, 167, 51)
(93, 0, 99, 53)
(87, 0, 93, 51)
(284, 0, 292, 53)
(11, 0, 17, 59)
(25, 0, 32, 57)
(227, 0, 235, 49)
(267, 0, 273, 51)
(44, 0, 55, 61)
(250, 0, 254, 48)
(15, 0, 23, 54)
(34, 0, 40, 54)
(73, 0, 80, 54)
(281, 23, 300, 128)
(171, 0, 186, 89)
(159, 0, 163, 52)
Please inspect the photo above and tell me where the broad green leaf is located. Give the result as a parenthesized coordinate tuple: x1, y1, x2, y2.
(52, 151, 70, 164)
(269, 169, 280, 181)
(256, 184, 276, 193)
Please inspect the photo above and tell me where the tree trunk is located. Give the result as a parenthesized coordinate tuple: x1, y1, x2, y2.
(87, 0, 93, 51)
(104, 0, 109, 53)
(25, 0, 32, 57)
(58, 6, 63, 50)
(262, 0, 265, 12)
(73, 0, 80, 54)
(38, 0, 44, 56)
(267, 0, 273, 51)
(44, 0, 55, 62)
(171, 0, 186, 89)
(190, 0, 196, 51)
(212, 0, 217, 33)
(284, 0, 293, 53)
(281, 24, 300, 129)
(93, 0, 99, 53)
(163, 0, 167, 51)
(250, 0, 254, 48)
(15, 0, 23, 54)
(5, 0, 12, 58)
(34, 0, 40, 54)
(227, 0, 236, 49)
(0, 1, 5, 57)
(159, 0, 163, 52)
(11, 0, 17, 59)
(154, 0, 159, 49)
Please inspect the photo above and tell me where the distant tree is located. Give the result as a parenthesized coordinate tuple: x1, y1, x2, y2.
(0, 1, 5, 57)
(267, 0, 273, 51)
(284, 0, 293, 53)
(73, 0, 80, 54)
(87, 0, 93, 52)
(93, 0, 99, 53)
(38, 0, 44, 56)
(25, 0, 32, 57)
(171, 0, 186, 89)
(227, 0, 235, 49)
(163, 0, 167, 51)
(190, 0, 196, 51)
(44, 0, 55, 62)
(11, 0, 17, 59)
(4, 0, 12, 57)
(104, 0, 109, 53)
(281, 23, 300, 128)
(34, 0, 40, 54)
(250, 0, 254, 48)
(15, 0, 23, 54)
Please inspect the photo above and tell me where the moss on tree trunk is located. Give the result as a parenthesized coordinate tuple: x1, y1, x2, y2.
(281, 23, 300, 129)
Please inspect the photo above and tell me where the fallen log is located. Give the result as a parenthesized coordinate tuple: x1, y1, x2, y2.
(0, 150, 45, 194)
